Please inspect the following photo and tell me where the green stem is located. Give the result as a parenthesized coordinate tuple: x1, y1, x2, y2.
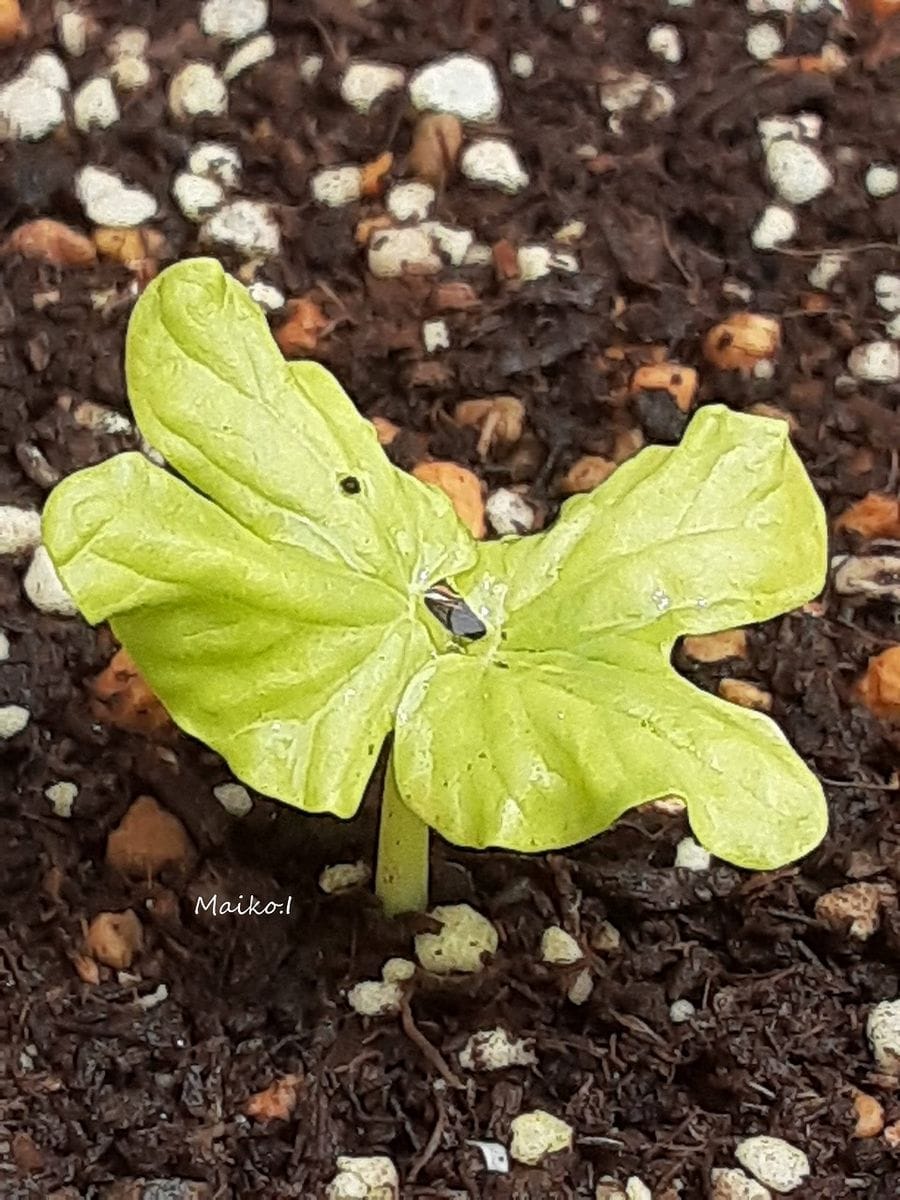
(375, 755, 429, 917)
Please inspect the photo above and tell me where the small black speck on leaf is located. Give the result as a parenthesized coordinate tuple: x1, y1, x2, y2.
(340, 476, 361, 495)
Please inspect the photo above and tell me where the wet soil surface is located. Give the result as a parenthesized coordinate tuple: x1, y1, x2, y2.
(2, 0, 900, 1197)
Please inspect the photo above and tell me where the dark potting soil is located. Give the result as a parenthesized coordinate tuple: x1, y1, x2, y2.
(2, 0, 900, 1197)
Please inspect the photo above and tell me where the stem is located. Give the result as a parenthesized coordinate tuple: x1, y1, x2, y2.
(375, 755, 429, 917)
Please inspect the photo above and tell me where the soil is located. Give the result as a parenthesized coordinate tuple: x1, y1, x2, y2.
(2, 1, 900, 1198)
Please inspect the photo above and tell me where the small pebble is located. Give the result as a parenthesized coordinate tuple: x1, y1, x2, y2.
(247, 280, 284, 311)
(675, 837, 711, 871)
(201, 199, 280, 257)
(867, 999, 900, 1074)
(875, 273, 900, 314)
(567, 968, 593, 1005)
(746, 22, 784, 61)
(422, 318, 449, 353)
(223, 33, 274, 81)
(420, 221, 473, 266)
(200, 0, 268, 41)
(852, 1091, 885, 1139)
(461, 138, 529, 194)
(766, 140, 832, 205)
(625, 1181, 652, 1200)
(409, 54, 502, 123)
(73, 75, 119, 131)
(57, 9, 89, 57)
(509, 1111, 573, 1166)
(368, 227, 441, 277)
(340, 61, 405, 112)
(712, 1168, 772, 1200)
(865, 164, 899, 199)
(0, 74, 65, 140)
(719, 678, 773, 711)
(45, 780, 78, 818)
(848, 341, 900, 384)
(540, 925, 583, 965)
(517, 244, 579, 281)
(735, 1136, 810, 1193)
(76, 166, 157, 227)
(168, 62, 228, 119)
(386, 181, 435, 222)
(381, 957, 415, 983)
(415, 904, 498, 974)
(189, 142, 241, 188)
(0, 704, 29, 739)
(299, 54, 323, 85)
(109, 55, 151, 91)
(459, 1028, 537, 1071)
(318, 861, 370, 893)
(0, 630, 8, 661)
(580, 2, 602, 21)
(213, 782, 253, 817)
(757, 114, 820, 150)
(172, 171, 224, 221)
(807, 251, 846, 291)
(485, 489, 535, 536)
(25, 51, 69, 90)
(24, 546, 78, 616)
(347, 979, 403, 1017)
(751, 205, 796, 251)
(327, 1156, 398, 1200)
(311, 165, 362, 208)
(0, 506, 41, 555)
(108, 27, 149, 59)
(648, 23, 683, 64)
(670, 998, 696, 1023)
(510, 51, 534, 78)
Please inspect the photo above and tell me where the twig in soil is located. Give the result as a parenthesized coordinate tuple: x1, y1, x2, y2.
(822, 777, 899, 791)
(773, 242, 900, 258)
(399, 999, 464, 1090)
(407, 1087, 448, 1182)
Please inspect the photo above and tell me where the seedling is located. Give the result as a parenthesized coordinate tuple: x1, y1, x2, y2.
(44, 259, 828, 915)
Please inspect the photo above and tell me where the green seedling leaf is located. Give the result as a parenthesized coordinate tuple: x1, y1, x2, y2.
(393, 406, 829, 870)
(44, 259, 475, 816)
(44, 258, 828, 875)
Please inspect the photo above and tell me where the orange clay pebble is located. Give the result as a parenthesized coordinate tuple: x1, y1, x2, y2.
(106, 796, 196, 879)
(275, 297, 329, 355)
(245, 1074, 302, 1121)
(612, 428, 645, 463)
(853, 1092, 886, 1138)
(850, 0, 900, 18)
(561, 456, 617, 495)
(748, 403, 799, 432)
(371, 416, 400, 446)
(355, 215, 393, 246)
(89, 647, 172, 737)
(408, 113, 464, 186)
(412, 461, 485, 538)
(360, 151, 393, 198)
(856, 646, 900, 723)
(718, 678, 773, 712)
(454, 397, 525, 458)
(682, 629, 748, 663)
(0, 0, 25, 45)
(86, 910, 144, 970)
(72, 953, 101, 985)
(630, 363, 698, 414)
(93, 227, 163, 282)
(3, 220, 97, 267)
(703, 314, 781, 372)
(836, 493, 900, 539)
